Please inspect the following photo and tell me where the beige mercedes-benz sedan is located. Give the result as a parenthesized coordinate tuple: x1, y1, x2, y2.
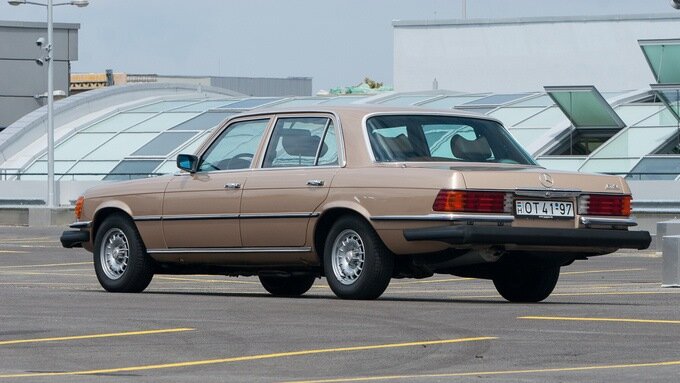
(61, 105, 651, 302)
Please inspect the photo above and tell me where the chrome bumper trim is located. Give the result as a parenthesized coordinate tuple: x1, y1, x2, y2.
(370, 213, 514, 223)
(580, 216, 637, 227)
(68, 221, 91, 229)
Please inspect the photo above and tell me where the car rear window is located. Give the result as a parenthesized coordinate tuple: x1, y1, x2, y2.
(366, 115, 536, 165)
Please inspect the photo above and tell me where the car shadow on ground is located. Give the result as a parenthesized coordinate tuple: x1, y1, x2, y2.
(132, 290, 639, 306)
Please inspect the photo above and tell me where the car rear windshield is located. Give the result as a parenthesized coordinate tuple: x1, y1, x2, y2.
(366, 115, 537, 165)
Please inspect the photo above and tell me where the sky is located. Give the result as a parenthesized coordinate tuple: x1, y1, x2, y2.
(0, 0, 676, 93)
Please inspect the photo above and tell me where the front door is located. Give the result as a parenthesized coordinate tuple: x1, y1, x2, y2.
(163, 118, 271, 248)
(240, 115, 341, 247)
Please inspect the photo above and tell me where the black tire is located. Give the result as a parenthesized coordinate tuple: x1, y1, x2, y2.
(323, 215, 394, 300)
(492, 261, 560, 303)
(93, 213, 154, 293)
(259, 275, 316, 297)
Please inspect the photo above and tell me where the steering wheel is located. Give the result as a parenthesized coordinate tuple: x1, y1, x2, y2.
(226, 153, 254, 170)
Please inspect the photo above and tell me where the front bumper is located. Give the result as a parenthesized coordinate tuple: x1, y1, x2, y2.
(60, 221, 91, 248)
(403, 225, 651, 250)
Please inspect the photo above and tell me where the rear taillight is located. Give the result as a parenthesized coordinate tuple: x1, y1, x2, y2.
(578, 194, 631, 217)
(433, 190, 512, 213)
(74, 196, 85, 220)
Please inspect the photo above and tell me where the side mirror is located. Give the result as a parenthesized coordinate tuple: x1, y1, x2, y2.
(176, 154, 198, 173)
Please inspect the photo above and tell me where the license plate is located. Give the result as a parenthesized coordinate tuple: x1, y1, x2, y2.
(515, 200, 574, 218)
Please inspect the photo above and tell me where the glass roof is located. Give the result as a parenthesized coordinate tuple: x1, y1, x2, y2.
(377, 95, 438, 106)
(169, 111, 234, 131)
(11, 87, 680, 182)
(629, 157, 680, 180)
(462, 93, 534, 106)
(488, 107, 545, 127)
(418, 95, 487, 109)
(545, 86, 625, 128)
(651, 85, 680, 122)
(220, 98, 281, 109)
(639, 39, 680, 84)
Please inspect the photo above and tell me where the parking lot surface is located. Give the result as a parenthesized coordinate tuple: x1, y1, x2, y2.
(0, 226, 678, 382)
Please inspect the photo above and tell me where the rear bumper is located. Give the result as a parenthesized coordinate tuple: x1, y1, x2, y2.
(60, 230, 90, 248)
(403, 225, 651, 250)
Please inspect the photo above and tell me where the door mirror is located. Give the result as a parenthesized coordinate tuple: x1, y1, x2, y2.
(176, 154, 198, 173)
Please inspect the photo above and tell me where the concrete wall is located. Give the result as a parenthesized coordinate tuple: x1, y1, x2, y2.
(0, 20, 79, 130)
(393, 14, 680, 93)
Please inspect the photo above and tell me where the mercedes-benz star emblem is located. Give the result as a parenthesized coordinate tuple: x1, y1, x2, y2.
(539, 173, 554, 188)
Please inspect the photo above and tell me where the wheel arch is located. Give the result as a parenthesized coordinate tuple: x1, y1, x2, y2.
(313, 204, 374, 271)
(91, 201, 134, 242)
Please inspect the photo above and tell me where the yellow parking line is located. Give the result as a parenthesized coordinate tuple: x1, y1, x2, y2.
(0, 251, 29, 254)
(282, 360, 680, 383)
(154, 276, 259, 285)
(1, 237, 53, 242)
(0, 262, 92, 269)
(562, 268, 645, 275)
(0, 271, 89, 277)
(519, 316, 680, 325)
(0, 336, 495, 378)
(0, 328, 194, 346)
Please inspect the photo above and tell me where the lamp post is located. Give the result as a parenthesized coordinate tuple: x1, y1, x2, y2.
(8, 0, 89, 208)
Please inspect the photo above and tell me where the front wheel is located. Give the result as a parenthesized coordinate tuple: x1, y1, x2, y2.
(259, 275, 316, 297)
(323, 216, 394, 300)
(492, 261, 560, 303)
(94, 213, 154, 293)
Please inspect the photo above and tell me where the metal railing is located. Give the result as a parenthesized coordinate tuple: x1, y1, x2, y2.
(0, 172, 167, 181)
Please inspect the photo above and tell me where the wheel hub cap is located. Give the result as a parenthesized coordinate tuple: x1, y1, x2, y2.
(331, 230, 365, 285)
(100, 228, 129, 280)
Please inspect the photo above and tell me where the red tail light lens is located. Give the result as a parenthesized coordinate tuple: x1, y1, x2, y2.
(433, 190, 512, 213)
(578, 194, 631, 217)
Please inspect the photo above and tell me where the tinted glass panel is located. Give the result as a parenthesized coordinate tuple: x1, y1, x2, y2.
(104, 160, 164, 180)
(547, 87, 624, 128)
(514, 107, 566, 128)
(488, 107, 545, 127)
(653, 87, 680, 121)
(169, 112, 233, 131)
(21, 161, 76, 180)
(132, 132, 197, 156)
(463, 93, 533, 106)
(366, 115, 536, 165)
(199, 119, 269, 171)
(640, 41, 680, 84)
(263, 117, 329, 168)
(67, 161, 119, 180)
(171, 100, 238, 112)
(629, 157, 680, 180)
(54, 133, 116, 160)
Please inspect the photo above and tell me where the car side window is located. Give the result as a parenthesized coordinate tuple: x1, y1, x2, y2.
(263, 117, 337, 168)
(198, 119, 269, 172)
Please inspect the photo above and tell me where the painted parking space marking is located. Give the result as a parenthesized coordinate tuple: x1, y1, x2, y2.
(0, 328, 194, 346)
(0, 262, 92, 269)
(561, 268, 645, 275)
(0, 336, 495, 378)
(519, 316, 680, 325)
(0, 251, 29, 254)
(281, 359, 680, 383)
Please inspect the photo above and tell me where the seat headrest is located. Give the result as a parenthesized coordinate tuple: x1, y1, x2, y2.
(450, 135, 492, 162)
(281, 129, 326, 157)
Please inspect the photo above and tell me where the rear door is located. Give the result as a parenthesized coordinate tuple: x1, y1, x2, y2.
(240, 115, 341, 247)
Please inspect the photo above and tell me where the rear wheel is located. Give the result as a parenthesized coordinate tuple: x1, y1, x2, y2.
(94, 213, 154, 293)
(259, 275, 316, 297)
(492, 261, 560, 303)
(323, 216, 394, 300)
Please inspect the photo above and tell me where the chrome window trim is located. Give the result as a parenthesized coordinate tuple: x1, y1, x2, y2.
(133, 215, 163, 222)
(514, 188, 582, 198)
(147, 247, 312, 254)
(580, 216, 637, 227)
(370, 213, 514, 223)
(239, 212, 320, 219)
(162, 214, 239, 221)
(69, 221, 91, 229)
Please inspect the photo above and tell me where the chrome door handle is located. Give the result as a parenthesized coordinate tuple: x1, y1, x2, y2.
(224, 183, 241, 189)
(307, 180, 324, 186)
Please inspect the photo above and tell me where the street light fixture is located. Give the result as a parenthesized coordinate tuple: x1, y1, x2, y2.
(7, 0, 89, 208)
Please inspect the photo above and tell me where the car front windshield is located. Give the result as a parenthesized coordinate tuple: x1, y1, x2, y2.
(366, 114, 537, 165)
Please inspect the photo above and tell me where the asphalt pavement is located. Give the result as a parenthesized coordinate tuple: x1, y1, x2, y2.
(0, 226, 678, 382)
